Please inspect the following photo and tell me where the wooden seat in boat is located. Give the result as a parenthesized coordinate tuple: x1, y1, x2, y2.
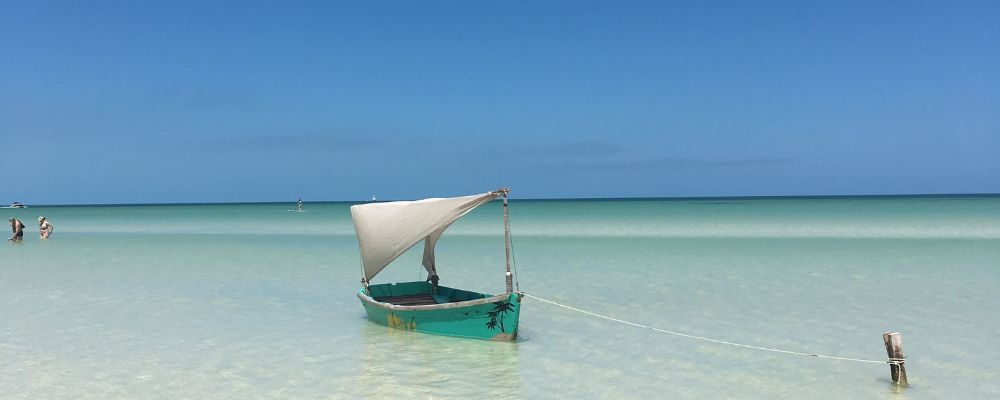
(373, 293, 439, 306)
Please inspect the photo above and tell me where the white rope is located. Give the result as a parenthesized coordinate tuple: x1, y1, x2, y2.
(522, 292, 902, 366)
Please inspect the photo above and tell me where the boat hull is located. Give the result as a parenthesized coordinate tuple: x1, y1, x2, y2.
(358, 283, 522, 341)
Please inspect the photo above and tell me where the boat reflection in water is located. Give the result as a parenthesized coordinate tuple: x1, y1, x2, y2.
(353, 322, 522, 398)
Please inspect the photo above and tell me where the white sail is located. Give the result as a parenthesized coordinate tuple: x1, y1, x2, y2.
(350, 191, 502, 282)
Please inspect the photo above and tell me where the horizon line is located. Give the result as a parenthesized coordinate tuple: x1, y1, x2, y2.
(13, 192, 1000, 208)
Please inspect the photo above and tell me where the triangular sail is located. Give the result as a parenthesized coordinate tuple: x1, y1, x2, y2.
(350, 191, 502, 282)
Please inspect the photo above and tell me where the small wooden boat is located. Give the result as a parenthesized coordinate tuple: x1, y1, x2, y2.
(351, 188, 522, 341)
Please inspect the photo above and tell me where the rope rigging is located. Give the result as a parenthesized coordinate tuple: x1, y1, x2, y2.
(521, 292, 902, 366)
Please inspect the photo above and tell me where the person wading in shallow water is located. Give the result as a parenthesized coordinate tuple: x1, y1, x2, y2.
(38, 216, 53, 239)
(8, 218, 24, 241)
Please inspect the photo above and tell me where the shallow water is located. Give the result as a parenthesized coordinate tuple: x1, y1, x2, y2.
(2, 196, 999, 399)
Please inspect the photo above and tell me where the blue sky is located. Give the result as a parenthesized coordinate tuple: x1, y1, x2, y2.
(1, 1, 998, 204)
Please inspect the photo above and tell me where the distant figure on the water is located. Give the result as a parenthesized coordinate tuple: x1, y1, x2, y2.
(8, 218, 24, 241)
(38, 216, 53, 239)
(297, 198, 304, 212)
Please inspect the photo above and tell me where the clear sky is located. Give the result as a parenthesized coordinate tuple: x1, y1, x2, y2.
(2, 1, 998, 204)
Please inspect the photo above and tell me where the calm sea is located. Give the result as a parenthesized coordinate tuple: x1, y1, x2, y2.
(2, 196, 999, 399)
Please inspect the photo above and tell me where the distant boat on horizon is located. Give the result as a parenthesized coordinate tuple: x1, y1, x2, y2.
(4, 202, 27, 209)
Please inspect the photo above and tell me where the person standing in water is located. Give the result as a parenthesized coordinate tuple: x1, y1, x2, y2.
(297, 198, 303, 212)
(38, 216, 54, 239)
(8, 218, 24, 241)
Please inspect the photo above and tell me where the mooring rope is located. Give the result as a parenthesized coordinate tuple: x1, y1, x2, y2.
(522, 292, 902, 366)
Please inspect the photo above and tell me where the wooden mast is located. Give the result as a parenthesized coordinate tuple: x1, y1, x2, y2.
(501, 188, 513, 294)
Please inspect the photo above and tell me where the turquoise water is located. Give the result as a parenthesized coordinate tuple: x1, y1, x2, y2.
(2, 196, 999, 399)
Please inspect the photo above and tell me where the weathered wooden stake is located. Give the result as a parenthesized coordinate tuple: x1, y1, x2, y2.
(882, 332, 907, 385)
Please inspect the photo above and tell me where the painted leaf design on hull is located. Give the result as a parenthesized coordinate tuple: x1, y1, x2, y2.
(485, 301, 515, 332)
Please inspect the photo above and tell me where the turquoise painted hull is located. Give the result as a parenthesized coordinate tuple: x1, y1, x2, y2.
(358, 282, 522, 341)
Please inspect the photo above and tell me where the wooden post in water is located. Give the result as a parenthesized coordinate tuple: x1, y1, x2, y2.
(882, 332, 907, 385)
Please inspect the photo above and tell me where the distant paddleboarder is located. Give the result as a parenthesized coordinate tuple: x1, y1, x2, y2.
(297, 198, 304, 212)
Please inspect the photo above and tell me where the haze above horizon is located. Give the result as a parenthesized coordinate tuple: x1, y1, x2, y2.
(2, 1, 998, 204)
